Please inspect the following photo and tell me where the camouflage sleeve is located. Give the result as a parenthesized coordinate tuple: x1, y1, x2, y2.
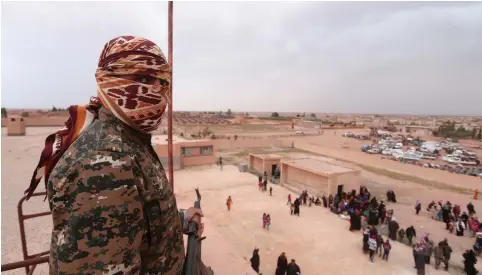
(48, 152, 145, 275)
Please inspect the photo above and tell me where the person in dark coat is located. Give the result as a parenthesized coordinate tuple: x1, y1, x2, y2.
(294, 198, 301, 216)
(388, 217, 399, 240)
(368, 208, 379, 226)
(250, 248, 260, 273)
(370, 197, 378, 209)
(386, 189, 397, 203)
(322, 195, 327, 208)
(415, 201, 422, 215)
(414, 244, 427, 275)
(463, 249, 478, 275)
(406, 225, 417, 245)
(467, 202, 476, 216)
(275, 252, 288, 275)
(286, 259, 301, 275)
(350, 209, 361, 231)
(443, 239, 452, 271)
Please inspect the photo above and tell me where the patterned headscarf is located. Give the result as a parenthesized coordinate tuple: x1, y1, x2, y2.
(26, 36, 170, 199)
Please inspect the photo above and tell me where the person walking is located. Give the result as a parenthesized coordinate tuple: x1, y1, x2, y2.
(433, 242, 444, 270)
(414, 244, 427, 275)
(226, 196, 233, 211)
(275, 252, 288, 275)
(368, 235, 377, 262)
(250, 248, 260, 274)
(286, 259, 301, 275)
(443, 240, 453, 271)
(415, 200, 422, 215)
(406, 225, 417, 245)
(382, 239, 391, 261)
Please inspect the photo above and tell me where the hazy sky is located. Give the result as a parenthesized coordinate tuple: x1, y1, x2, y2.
(2, 1, 482, 115)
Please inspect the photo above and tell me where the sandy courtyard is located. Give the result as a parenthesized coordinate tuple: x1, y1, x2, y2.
(1, 127, 477, 275)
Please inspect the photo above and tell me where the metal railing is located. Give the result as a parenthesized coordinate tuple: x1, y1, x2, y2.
(1, 192, 51, 274)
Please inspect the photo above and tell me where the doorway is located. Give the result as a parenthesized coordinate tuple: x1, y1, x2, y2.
(271, 164, 277, 176)
(337, 184, 344, 197)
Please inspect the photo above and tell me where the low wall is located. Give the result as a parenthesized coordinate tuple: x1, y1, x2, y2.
(213, 138, 292, 150)
(1, 117, 67, 127)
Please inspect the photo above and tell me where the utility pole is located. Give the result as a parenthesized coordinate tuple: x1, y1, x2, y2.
(168, 1, 174, 191)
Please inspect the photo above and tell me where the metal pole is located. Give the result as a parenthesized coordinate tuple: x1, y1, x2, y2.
(168, 1, 174, 191)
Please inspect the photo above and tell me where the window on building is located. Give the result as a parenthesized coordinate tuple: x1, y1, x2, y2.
(181, 147, 193, 156)
(200, 146, 213, 155)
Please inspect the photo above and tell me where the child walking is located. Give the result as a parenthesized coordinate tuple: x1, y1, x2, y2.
(226, 196, 233, 211)
(382, 240, 391, 261)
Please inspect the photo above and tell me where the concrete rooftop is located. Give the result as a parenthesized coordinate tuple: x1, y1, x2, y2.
(250, 153, 283, 160)
(282, 158, 355, 175)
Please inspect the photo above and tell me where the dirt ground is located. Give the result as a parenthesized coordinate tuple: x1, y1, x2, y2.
(2, 126, 482, 274)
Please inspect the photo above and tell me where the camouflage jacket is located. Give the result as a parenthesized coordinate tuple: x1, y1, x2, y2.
(47, 107, 185, 275)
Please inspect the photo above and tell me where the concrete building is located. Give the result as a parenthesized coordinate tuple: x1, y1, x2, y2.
(300, 120, 321, 128)
(248, 153, 282, 176)
(7, 115, 26, 136)
(233, 114, 246, 124)
(280, 158, 360, 197)
(152, 135, 215, 170)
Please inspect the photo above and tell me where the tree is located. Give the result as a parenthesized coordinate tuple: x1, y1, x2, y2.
(21, 111, 29, 117)
(226, 109, 232, 116)
(271, 112, 279, 118)
(296, 113, 301, 117)
(310, 113, 316, 118)
(245, 112, 249, 116)
(1, 107, 7, 118)
(472, 128, 478, 139)
(478, 128, 482, 140)
(202, 127, 212, 138)
(51, 106, 58, 112)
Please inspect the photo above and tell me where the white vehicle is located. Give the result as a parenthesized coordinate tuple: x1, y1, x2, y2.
(382, 149, 392, 155)
(394, 143, 403, 149)
(367, 147, 380, 154)
(295, 130, 304, 135)
(401, 152, 423, 161)
(389, 149, 404, 158)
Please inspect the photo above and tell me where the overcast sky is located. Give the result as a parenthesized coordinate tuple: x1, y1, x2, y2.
(1, 1, 482, 115)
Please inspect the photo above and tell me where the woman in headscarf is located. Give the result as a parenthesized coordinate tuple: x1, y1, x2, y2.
(388, 216, 399, 240)
(26, 36, 204, 274)
(415, 200, 422, 215)
(250, 248, 260, 274)
(275, 252, 288, 275)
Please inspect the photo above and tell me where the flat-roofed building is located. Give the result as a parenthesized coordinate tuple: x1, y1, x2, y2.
(280, 158, 360, 197)
(7, 115, 26, 136)
(152, 135, 215, 170)
(248, 153, 282, 176)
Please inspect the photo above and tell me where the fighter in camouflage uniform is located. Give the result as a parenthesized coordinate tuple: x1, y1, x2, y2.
(26, 36, 203, 275)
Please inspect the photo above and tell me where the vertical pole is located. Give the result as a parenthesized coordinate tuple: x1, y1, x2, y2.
(168, 1, 174, 191)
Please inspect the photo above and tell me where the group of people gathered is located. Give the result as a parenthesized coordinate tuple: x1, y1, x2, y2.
(425, 200, 478, 238)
